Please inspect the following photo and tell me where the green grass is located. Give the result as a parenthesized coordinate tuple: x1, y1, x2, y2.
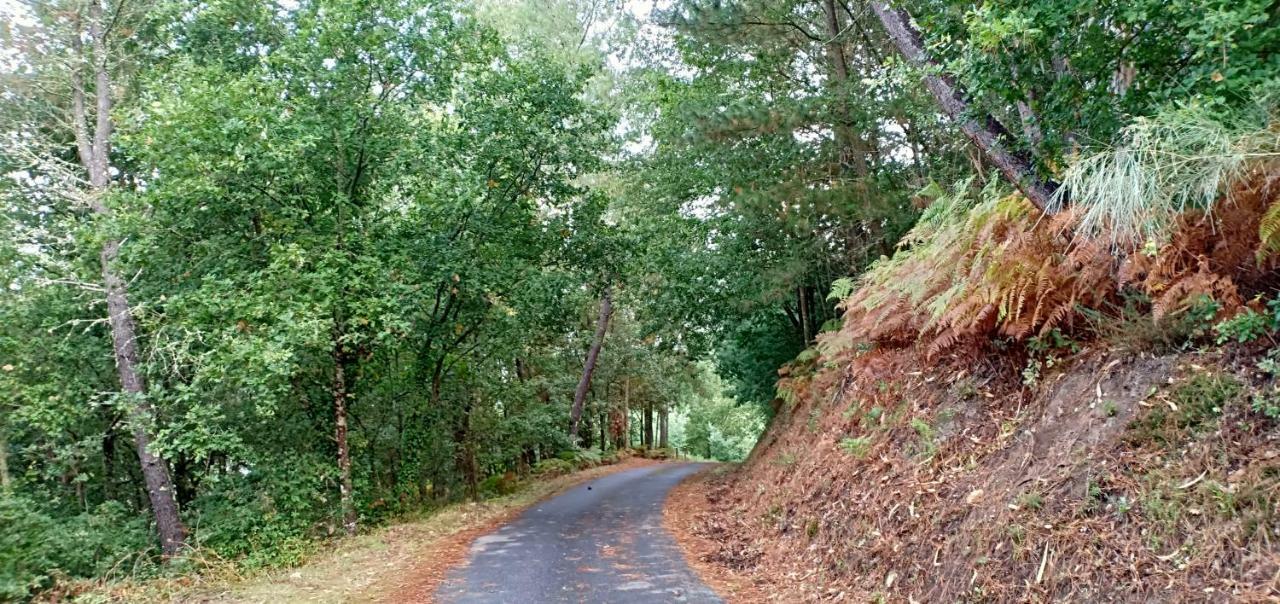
(1129, 373, 1242, 446)
(1015, 490, 1044, 511)
(1055, 103, 1280, 248)
(838, 436, 873, 459)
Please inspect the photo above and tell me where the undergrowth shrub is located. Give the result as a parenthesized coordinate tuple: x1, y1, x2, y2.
(824, 179, 1117, 356)
(478, 472, 520, 497)
(1214, 297, 1280, 344)
(838, 436, 872, 458)
(1250, 348, 1280, 420)
(642, 447, 675, 460)
(1079, 292, 1220, 353)
(0, 496, 153, 601)
(573, 448, 603, 468)
(532, 458, 573, 477)
(187, 456, 330, 569)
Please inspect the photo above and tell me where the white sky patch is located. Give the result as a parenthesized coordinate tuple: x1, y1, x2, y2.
(680, 188, 723, 220)
(0, 0, 35, 27)
(0, 0, 38, 72)
(793, 127, 832, 145)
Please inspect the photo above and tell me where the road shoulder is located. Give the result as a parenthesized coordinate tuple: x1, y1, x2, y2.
(662, 464, 773, 604)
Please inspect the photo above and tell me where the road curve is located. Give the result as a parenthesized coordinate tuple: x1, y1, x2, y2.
(436, 462, 722, 603)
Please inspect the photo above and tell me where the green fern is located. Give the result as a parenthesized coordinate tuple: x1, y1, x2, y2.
(828, 277, 857, 302)
(1257, 199, 1280, 263)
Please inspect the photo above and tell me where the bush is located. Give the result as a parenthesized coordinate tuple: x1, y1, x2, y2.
(838, 436, 873, 458)
(478, 472, 520, 497)
(531, 459, 574, 477)
(188, 455, 331, 569)
(573, 448, 603, 469)
(555, 450, 578, 462)
(642, 447, 674, 460)
(1214, 302, 1279, 344)
(552, 448, 607, 470)
(0, 496, 153, 601)
(1056, 103, 1280, 247)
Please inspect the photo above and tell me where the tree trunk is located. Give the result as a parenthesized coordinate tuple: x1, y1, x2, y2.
(798, 287, 811, 344)
(820, 0, 869, 178)
(869, 2, 1061, 212)
(70, 3, 186, 558)
(599, 411, 607, 452)
(658, 406, 669, 449)
(454, 397, 479, 501)
(569, 285, 614, 440)
(643, 402, 654, 450)
(616, 378, 631, 450)
(332, 344, 357, 535)
(0, 430, 10, 493)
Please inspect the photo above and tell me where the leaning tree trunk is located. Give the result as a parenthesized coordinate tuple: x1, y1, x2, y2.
(70, 3, 186, 558)
(869, 2, 1061, 212)
(569, 285, 614, 440)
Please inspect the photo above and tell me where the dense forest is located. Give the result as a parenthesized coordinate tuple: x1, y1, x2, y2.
(1, 0, 1278, 600)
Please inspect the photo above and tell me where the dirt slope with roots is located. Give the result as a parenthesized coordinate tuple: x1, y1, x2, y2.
(673, 345, 1280, 602)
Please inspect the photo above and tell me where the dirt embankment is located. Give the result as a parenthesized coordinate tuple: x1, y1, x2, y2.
(668, 347, 1280, 602)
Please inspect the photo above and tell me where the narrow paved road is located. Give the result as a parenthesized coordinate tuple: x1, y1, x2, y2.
(436, 462, 722, 603)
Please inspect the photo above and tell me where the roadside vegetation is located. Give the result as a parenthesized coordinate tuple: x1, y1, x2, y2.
(641, 0, 1280, 602)
(0, 1, 767, 600)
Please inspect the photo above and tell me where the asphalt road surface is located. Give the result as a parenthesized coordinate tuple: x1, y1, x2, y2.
(436, 462, 723, 603)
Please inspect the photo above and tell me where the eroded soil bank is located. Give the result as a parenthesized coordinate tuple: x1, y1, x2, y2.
(666, 347, 1280, 602)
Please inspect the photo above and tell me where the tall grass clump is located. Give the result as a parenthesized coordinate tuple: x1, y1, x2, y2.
(1054, 102, 1280, 248)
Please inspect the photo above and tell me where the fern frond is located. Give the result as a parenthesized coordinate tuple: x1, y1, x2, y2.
(1257, 198, 1280, 263)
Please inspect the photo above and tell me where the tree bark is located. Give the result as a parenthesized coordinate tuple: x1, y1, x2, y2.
(643, 402, 654, 450)
(798, 286, 811, 344)
(0, 429, 10, 493)
(332, 343, 357, 534)
(869, 2, 1061, 212)
(569, 285, 614, 440)
(70, 3, 186, 558)
(617, 378, 631, 449)
(658, 406, 669, 449)
(820, 0, 869, 178)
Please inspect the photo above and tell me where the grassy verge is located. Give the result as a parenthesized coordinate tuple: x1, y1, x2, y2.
(57, 457, 656, 603)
